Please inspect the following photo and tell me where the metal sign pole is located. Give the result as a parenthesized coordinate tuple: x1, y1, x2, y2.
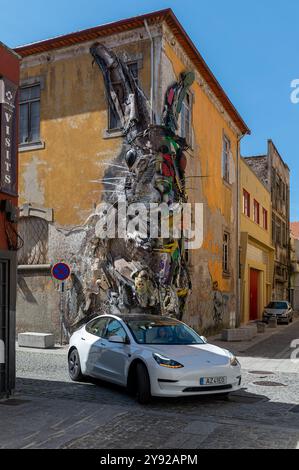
(60, 281, 65, 346)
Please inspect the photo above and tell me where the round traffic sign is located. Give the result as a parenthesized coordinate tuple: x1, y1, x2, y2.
(52, 262, 71, 281)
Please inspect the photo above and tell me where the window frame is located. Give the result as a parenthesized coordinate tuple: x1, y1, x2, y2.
(282, 221, 287, 247)
(272, 214, 276, 244)
(243, 189, 251, 217)
(262, 207, 268, 230)
(108, 61, 139, 132)
(276, 218, 282, 246)
(222, 134, 231, 184)
(253, 199, 260, 225)
(19, 84, 41, 145)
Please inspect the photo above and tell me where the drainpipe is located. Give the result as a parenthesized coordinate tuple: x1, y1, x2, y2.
(236, 132, 245, 328)
(144, 19, 154, 124)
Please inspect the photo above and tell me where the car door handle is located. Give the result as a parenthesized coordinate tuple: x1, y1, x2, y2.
(81, 337, 86, 341)
(100, 342, 106, 347)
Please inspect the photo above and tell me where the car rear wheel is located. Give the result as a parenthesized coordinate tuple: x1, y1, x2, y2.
(68, 348, 84, 381)
(136, 362, 151, 404)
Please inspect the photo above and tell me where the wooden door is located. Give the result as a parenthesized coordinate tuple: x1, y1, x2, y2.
(250, 269, 259, 321)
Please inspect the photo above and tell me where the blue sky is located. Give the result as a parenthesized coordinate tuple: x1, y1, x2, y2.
(2, 0, 298, 220)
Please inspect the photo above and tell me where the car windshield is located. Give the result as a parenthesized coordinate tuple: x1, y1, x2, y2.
(266, 302, 288, 309)
(125, 318, 205, 345)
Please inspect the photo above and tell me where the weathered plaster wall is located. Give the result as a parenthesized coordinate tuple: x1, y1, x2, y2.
(244, 156, 269, 189)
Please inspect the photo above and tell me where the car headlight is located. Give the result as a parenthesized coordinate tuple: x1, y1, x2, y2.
(152, 353, 184, 369)
(229, 355, 240, 367)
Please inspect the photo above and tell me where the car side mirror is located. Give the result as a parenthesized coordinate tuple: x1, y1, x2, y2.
(108, 335, 126, 343)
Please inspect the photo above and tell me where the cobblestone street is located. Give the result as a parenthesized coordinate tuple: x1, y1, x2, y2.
(1, 319, 299, 449)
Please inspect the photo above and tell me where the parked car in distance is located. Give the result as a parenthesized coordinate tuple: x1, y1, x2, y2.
(68, 314, 242, 404)
(263, 301, 293, 325)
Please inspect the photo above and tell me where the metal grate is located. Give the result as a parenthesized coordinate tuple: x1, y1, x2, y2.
(253, 381, 286, 387)
(17, 216, 48, 265)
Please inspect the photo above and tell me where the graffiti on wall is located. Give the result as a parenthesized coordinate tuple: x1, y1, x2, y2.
(63, 43, 195, 333)
(212, 281, 229, 325)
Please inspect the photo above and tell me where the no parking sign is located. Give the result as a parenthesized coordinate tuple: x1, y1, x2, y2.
(51, 262, 71, 345)
(51, 262, 71, 282)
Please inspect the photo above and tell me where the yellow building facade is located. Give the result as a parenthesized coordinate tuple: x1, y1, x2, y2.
(15, 10, 249, 338)
(240, 158, 274, 323)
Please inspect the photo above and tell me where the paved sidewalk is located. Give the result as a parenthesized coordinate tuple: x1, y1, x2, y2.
(209, 314, 299, 357)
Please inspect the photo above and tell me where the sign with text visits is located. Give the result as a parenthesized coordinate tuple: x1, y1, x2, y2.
(0, 77, 18, 196)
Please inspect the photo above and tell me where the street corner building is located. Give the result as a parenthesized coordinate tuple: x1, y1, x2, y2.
(14, 9, 250, 341)
(0, 42, 20, 397)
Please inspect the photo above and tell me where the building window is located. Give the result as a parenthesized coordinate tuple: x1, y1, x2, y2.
(282, 182, 286, 202)
(276, 176, 281, 207)
(254, 200, 260, 224)
(108, 62, 138, 131)
(223, 232, 230, 274)
(272, 214, 276, 244)
(19, 84, 41, 144)
(276, 218, 281, 246)
(243, 189, 250, 217)
(262, 208, 268, 230)
(272, 168, 277, 209)
(282, 221, 287, 247)
(222, 135, 230, 183)
(180, 92, 192, 146)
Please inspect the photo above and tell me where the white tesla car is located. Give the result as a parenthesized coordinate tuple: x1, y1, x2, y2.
(68, 314, 242, 404)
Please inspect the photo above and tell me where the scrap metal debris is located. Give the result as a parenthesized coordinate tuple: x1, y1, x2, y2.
(69, 43, 195, 328)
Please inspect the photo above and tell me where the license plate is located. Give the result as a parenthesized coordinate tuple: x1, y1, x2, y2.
(200, 376, 227, 386)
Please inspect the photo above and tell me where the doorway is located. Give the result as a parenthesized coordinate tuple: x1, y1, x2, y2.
(250, 268, 259, 321)
(0, 252, 16, 398)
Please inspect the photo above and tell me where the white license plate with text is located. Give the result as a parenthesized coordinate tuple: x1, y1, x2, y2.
(200, 376, 227, 386)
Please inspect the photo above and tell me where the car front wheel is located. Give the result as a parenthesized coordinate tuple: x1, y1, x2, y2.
(68, 348, 84, 381)
(136, 362, 151, 405)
